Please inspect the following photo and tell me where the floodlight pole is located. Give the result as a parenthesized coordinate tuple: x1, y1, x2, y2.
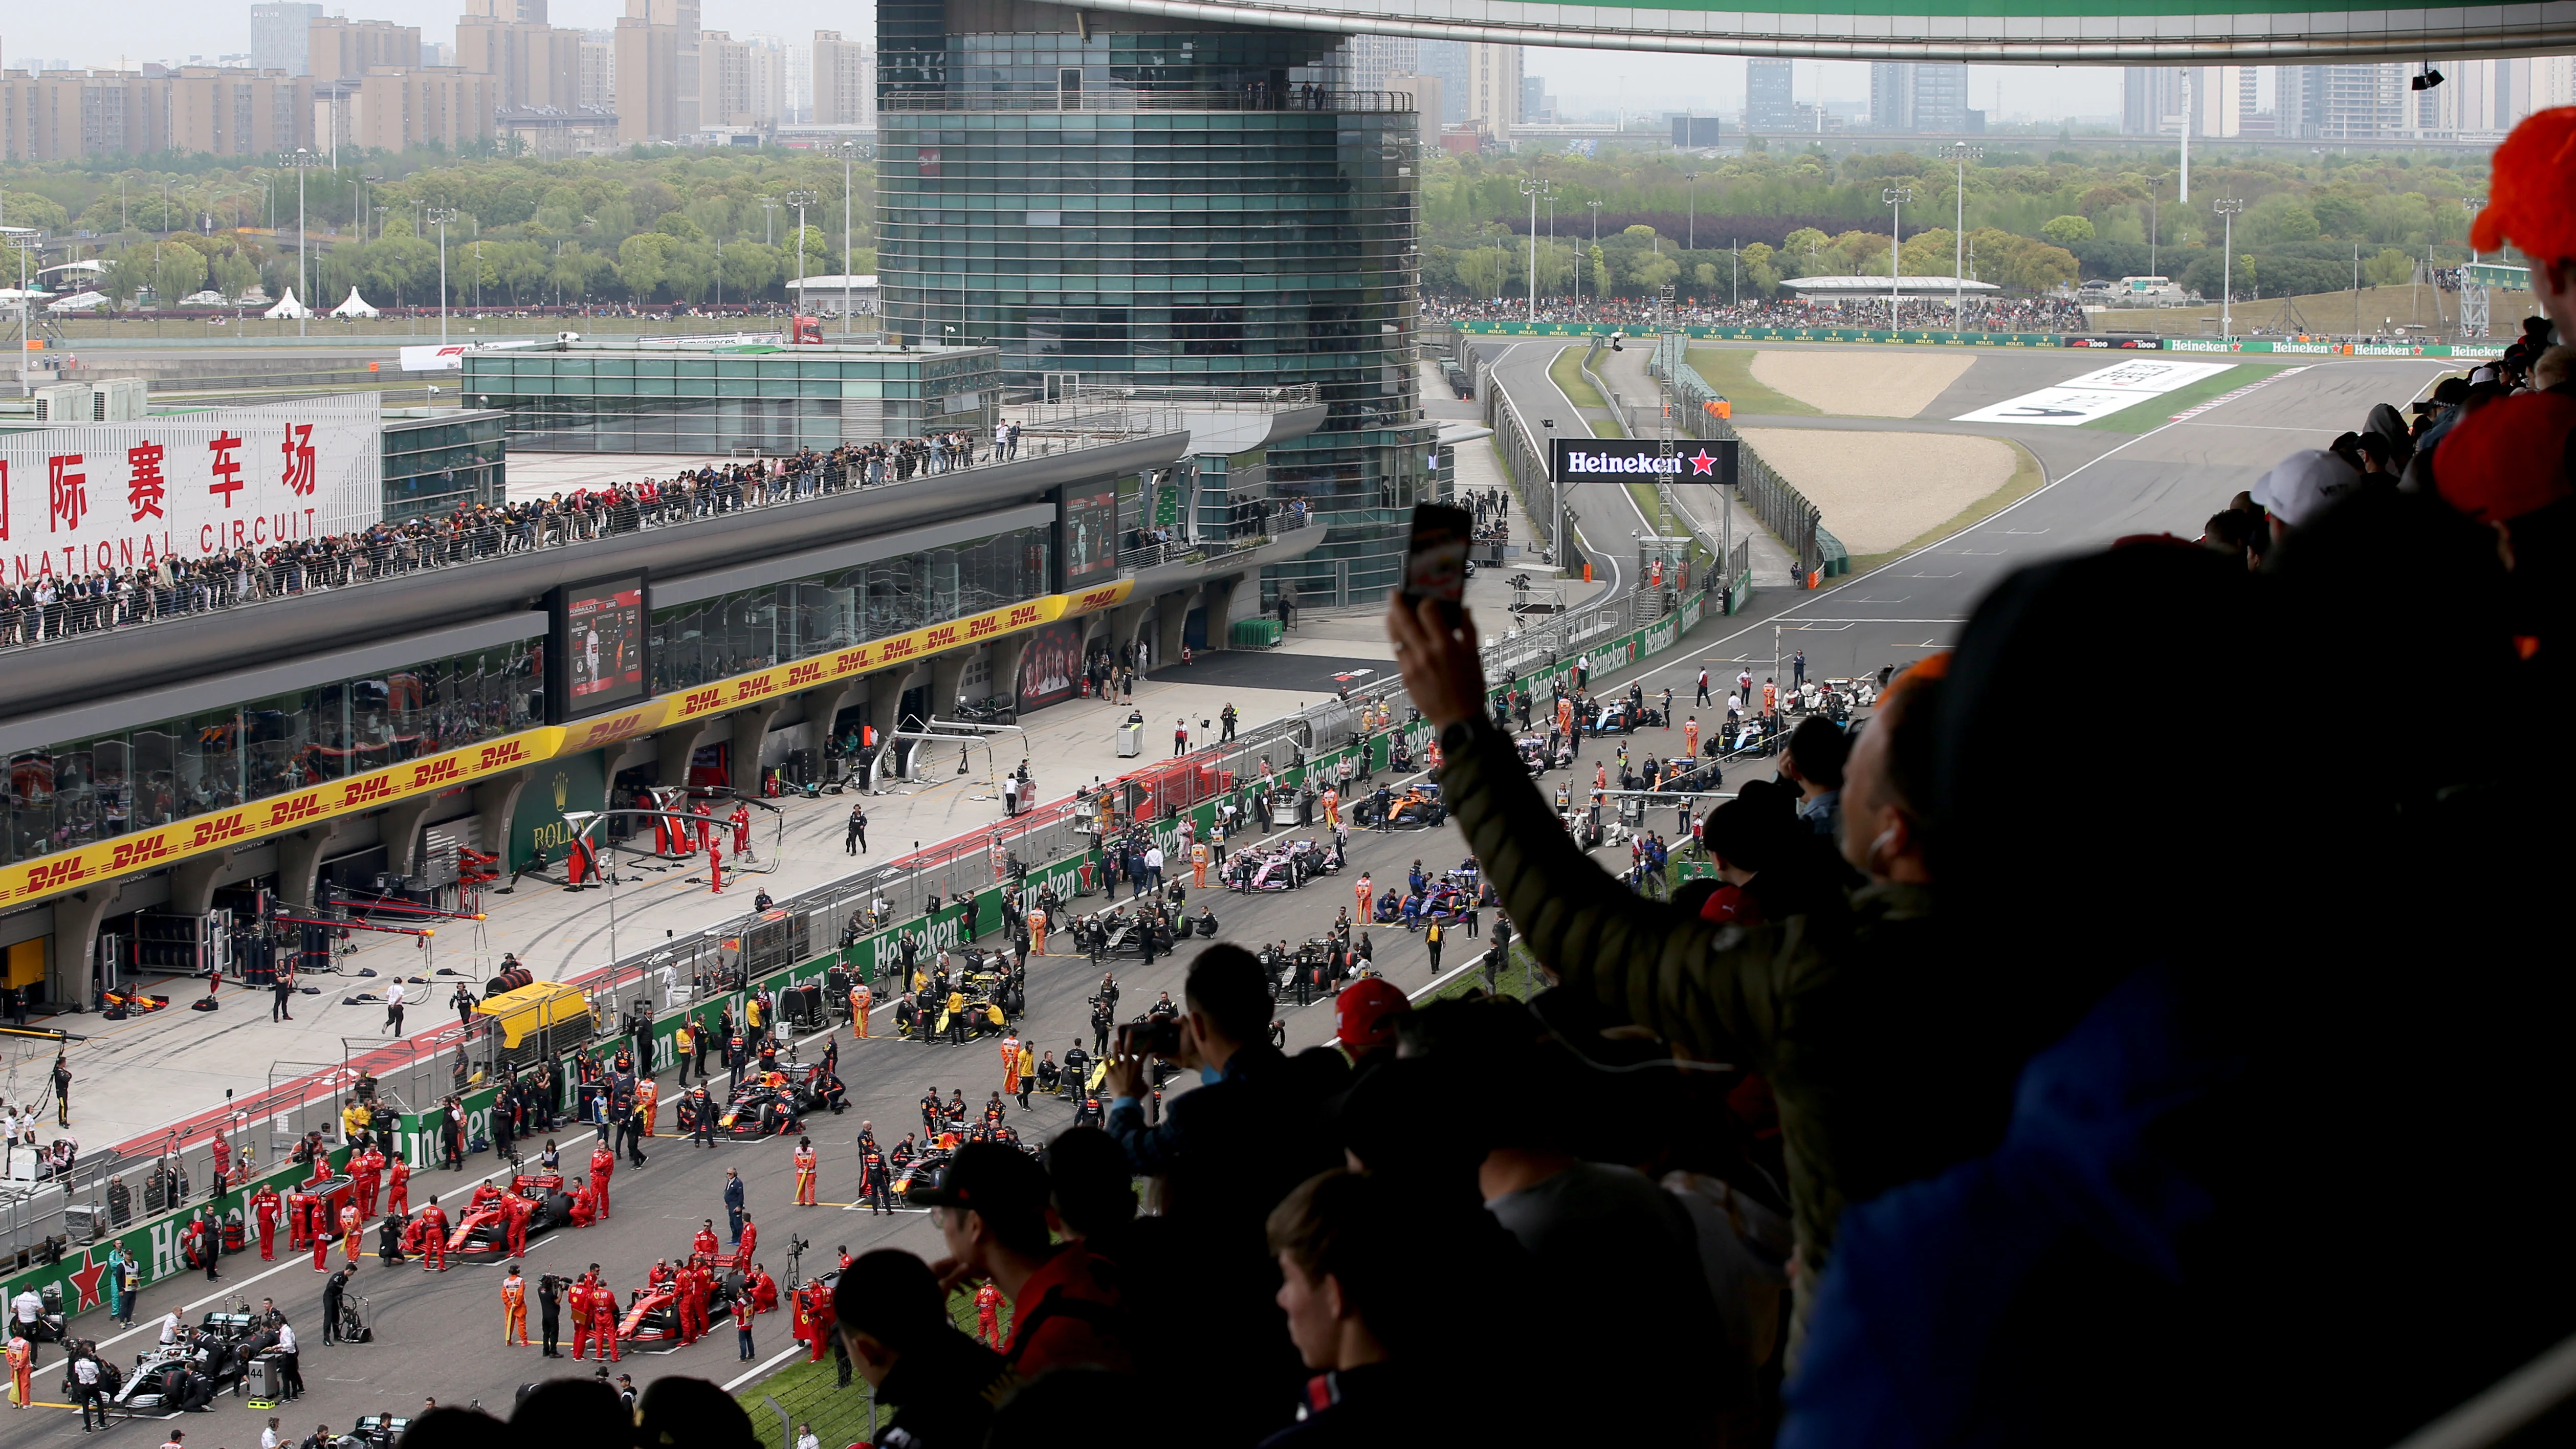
(427, 208, 459, 344)
(1883, 186, 1914, 328)
(1949, 143, 1981, 325)
(1518, 179, 1552, 323)
(2213, 198, 2244, 339)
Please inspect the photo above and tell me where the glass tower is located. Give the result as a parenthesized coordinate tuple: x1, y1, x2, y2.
(876, 1, 1434, 604)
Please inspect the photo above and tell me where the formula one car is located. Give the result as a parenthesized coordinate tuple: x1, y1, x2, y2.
(447, 1174, 573, 1256)
(1591, 698, 1664, 735)
(892, 1145, 952, 1200)
(1352, 783, 1446, 829)
(715, 1078, 806, 1139)
(1096, 911, 1176, 959)
(616, 1264, 748, 1345)
(113, 1345, 210, 1413)
(1515, 733, 1573, 776)
(1406, 872, 1481, 931)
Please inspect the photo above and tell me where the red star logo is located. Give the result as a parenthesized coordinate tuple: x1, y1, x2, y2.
(1689, 449, 1719, 476)
(65, 1249, 107, 1313)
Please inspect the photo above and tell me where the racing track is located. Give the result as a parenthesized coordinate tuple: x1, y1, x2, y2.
(0, 353, 2453, 1442)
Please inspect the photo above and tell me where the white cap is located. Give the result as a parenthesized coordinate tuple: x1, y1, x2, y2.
(2251, 450, 2361, 528)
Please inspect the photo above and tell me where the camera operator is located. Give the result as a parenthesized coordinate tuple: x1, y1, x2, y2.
(1101, 945, 1337, 1444)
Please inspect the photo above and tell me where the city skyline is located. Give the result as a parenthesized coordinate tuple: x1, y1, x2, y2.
(5, 3, 2569, 134)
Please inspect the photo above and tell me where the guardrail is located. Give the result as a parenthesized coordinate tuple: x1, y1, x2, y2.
(0, 429, 1137, 656)
(1449, 318, 2515, 361)
(1647, 334, 1846, 578)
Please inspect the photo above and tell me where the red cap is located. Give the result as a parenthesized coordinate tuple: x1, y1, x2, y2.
(2435, 391, 2576, 525)
(2473, 108, 2576, 264)
(1335, 978, 1410, 1050)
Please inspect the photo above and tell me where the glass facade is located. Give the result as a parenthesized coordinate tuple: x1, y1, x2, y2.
(381, 410, 507, 521)
(458, 348, 1004, 454)
(877, 1, 1436, 601)
(649, 522, 1053, 693)
(3, 638, 542, 865)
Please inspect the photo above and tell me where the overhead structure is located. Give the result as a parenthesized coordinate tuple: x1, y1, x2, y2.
(1784, 275, 2000, 301)
(1068, 0, 2568, 62)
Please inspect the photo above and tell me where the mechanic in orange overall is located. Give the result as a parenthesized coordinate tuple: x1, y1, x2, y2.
(501, 1264, 530, 1346)
(793, 1139, 818, 1206)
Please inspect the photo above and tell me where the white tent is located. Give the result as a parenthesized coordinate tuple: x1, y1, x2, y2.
(44, 290, 106, 314)
(329, 286, 381, 318)
(263, 288, 312, 319)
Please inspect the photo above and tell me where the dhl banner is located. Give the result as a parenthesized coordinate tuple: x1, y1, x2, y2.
(2, 580, 1146, 910)
(0, 727, 565, 907)
(659, 580, 1134, 727)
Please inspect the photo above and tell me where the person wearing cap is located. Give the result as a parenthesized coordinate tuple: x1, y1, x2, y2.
(2470, 109, 2576, 349)
(920, 1143, 1131, 1375)
(2250, 450, 2362, 540)
(832, 1249, 1015, 1449)
(1330, 979, 1407, 1071)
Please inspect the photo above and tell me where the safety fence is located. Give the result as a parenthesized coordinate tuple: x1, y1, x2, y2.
(0, 558, 1743, 1329)
(1646, 334, 1848, 578)
(1452, 319, 2512, 360)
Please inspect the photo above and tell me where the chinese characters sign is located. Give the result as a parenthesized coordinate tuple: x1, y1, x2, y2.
(0, 395, 382, 584)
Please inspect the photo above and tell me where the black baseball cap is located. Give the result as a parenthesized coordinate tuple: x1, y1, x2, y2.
(907, 1141, 1046, 1214)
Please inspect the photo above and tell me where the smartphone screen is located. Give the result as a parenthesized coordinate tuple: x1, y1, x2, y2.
(1401, 502, 1472, 606)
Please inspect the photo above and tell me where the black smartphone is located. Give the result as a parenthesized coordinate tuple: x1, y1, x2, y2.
(1401, 502, 1472, 623)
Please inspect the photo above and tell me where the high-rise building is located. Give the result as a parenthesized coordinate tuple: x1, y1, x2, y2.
(579, 30, 615, 109)
(1521, 74, 1553, 123)
(1415, 39, 1469, 123)
(782, 36, 811, 121)
(1465, 42, 1522, 130)
(876, 0, 1432, 604)
(811, 30, 872, 127)
(700, 32, 784, 127)
(1744, 58, 1796, 131)
(464, 0, 548, 20)
(2123, 65, 2249, 136)
(613, 17, 678, 141)
(2277, 63, 2405, 140)
(612, 0, 697, 143)
(1869, 61, 1969, 132)
(250, 2, 324, 77)
(2411, 57, 2534, 137)
(455, 18, 584, 112)
(1350, 35, 1418, 94)
(1385, 73, 1441, 149)
(305, 18, 421, 82)
(1, 65, 313, 159)
(343, 66, 496, 151)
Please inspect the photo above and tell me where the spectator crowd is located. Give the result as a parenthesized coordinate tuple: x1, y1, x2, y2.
(809, 108, 2576, 1449)
(1426, 293, 2090, 333)
(0, 430, 1039, 651)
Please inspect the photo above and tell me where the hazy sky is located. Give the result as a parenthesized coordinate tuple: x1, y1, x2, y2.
(18, 0, 2122, 123)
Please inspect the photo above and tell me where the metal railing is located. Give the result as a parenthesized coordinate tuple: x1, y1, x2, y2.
(880, 88, 1416, 114)
(1114, 510, 1317, 574)
(0, 430, 1139, 656)
(1646, 334, 1840, 576)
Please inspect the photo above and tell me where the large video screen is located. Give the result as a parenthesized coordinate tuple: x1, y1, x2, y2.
(1064, 490, 1118, 582)
(561, 575, 646, 715)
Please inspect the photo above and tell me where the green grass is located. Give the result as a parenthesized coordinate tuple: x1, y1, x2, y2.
(735, 1285, 998, 1446)
(1684, 346, 1824, 418)
(1842, 438, 2051, 576)
(2079, 362, 2292, 433)
(1550, 344, 1609, 410)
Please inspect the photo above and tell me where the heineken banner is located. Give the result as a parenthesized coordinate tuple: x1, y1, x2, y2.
(1551, 437, 1738, 486)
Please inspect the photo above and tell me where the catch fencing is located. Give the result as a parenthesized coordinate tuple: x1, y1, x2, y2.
(1646, 334, 1846, 577)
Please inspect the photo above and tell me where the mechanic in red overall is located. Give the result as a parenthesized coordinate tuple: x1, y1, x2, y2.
(251, 1185, 281, 1261)
(416, 1201, 450, 1271)
(589, 1281, 622, 1362)
(692, 1220, 721, 1261)
(386, 1157, 411, 1217)
(589, 1143, 617, 1219)
(974, 1281, 1004, 1348)
(732, 1215, 757, 1274)
(676, 1262, 708, 1346)
(503, 1190, 534, 1258)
